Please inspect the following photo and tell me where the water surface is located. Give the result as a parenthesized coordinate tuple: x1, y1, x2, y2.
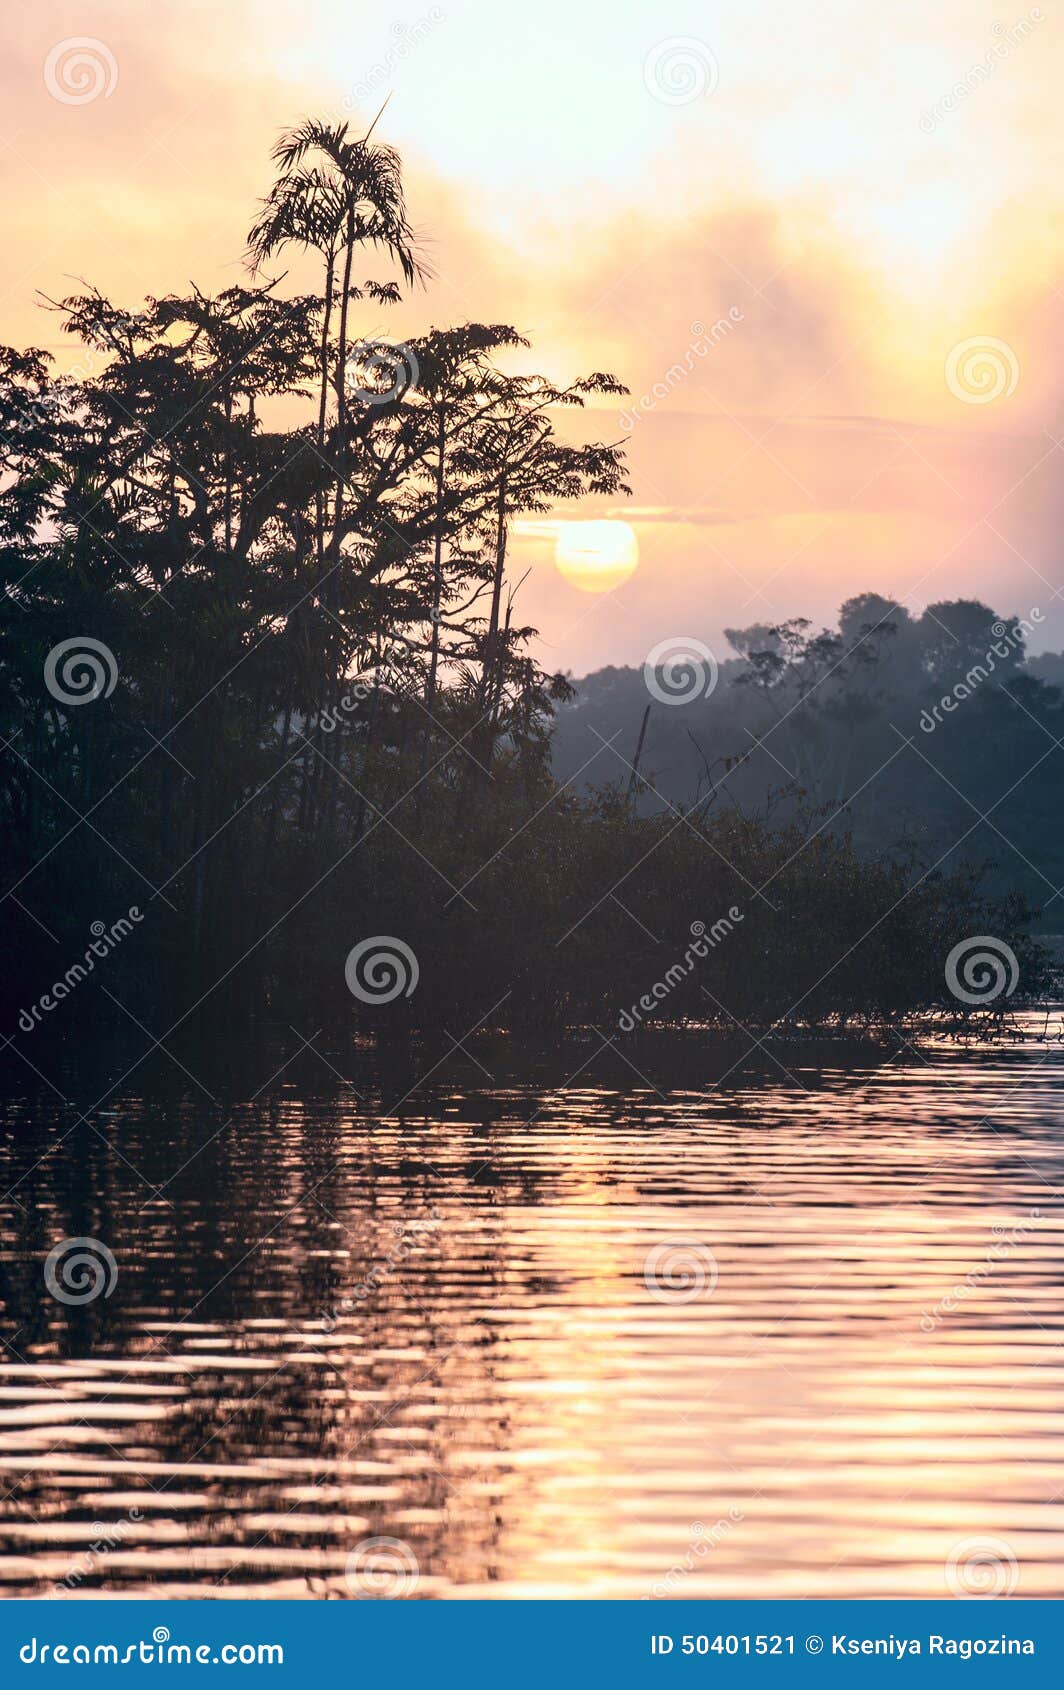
(2, 1026, 1064, 1599)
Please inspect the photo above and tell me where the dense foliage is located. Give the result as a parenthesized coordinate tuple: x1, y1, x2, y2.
(555, 596, 1064, 918)
(0, 125, 1050, 1057)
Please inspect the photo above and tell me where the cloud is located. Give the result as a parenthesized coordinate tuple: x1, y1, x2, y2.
(4, 0, 1063, 680)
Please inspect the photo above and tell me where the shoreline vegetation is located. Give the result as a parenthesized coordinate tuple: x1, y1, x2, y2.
(0, 118, 1054, 1059)
(1, 1008, 1058, 1119)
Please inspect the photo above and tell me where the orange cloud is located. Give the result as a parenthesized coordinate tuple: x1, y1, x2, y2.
(3, 0, 1063, 676)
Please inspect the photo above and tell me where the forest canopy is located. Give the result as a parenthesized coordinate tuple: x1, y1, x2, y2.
(553, 593, 1064, 918)
(0, 121, 1051, 1053)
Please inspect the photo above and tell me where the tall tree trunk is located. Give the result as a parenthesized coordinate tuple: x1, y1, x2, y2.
(464, 471, 508, 802)
(330, 216, 356, 570)
(315, 248, 335, 577)
(419, 405, 447, 785)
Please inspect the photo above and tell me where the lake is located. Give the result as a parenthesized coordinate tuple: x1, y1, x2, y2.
(2, 1022, 1063, 1599)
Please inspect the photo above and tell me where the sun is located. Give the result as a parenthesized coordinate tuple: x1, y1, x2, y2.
(554, 520, 639, 593)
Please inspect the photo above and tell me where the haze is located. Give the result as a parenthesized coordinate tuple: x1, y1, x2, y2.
(4, 0, 1062, 672)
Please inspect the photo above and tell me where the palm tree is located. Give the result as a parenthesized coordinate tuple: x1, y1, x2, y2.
(247, 117, 425, 829)
(247, 116, 424, 567)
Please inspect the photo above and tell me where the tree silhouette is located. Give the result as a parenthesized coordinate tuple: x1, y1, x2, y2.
(0, 120, 1047, 1054)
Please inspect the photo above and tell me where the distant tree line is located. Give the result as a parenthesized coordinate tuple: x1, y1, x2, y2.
(0, 125, 1049, 1059)
(555, 594, 1064, 929)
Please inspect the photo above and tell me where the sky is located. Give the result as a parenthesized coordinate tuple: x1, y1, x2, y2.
(3, 0, 1064, 674)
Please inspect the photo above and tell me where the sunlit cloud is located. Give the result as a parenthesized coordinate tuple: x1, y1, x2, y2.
(4, 0, 1064, 673)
